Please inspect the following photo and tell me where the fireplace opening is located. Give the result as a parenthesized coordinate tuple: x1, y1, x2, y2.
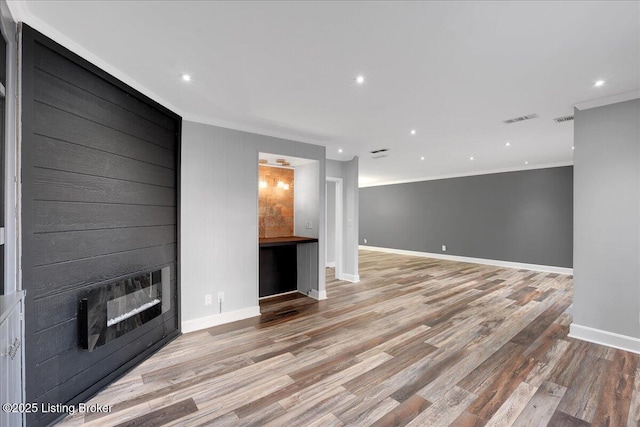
(79, 266, 170, 351)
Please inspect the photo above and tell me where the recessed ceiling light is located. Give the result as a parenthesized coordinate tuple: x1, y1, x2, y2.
(410, 129, 416, 135)
(571, 146, 575, 150)
(180, 74, 192, 82)
(594, 80, 605, 87)
(505, 142, 511, 147)
(338, 148, 343, 153)
(469, 156, 474, 161)
(525, 161, 529, 165)
(420, 156, 425, 160)
(355, 75, 365, 85)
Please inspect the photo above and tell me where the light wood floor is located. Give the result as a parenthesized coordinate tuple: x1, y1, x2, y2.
(59, 250, 640, 427)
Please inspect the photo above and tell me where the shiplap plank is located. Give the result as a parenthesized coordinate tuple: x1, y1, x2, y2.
(33, 225, 176, 266)
(32, 244, 176, 298)
(35, 102, 175, 169)
(34, 134, 175, 187)
(34, 69, 174, 149)
(33, 168, 175, 206)
(34, 42, 176, 132)
(33, 201, 175, 233)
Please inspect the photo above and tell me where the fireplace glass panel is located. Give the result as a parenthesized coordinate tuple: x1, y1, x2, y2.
(79, 267, 169, 351)
(106, 277, 160, 327)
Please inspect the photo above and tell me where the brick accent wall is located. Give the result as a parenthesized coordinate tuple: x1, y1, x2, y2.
(259, 165, 294, 238)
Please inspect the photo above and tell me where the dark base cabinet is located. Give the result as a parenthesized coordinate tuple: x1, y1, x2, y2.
(259, 246, 297, 297)
(259, 236, 318, 298)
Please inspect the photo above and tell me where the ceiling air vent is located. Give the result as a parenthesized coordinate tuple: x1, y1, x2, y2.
(554, 115, 574, 123)
(370, 148, 389, 154)
(503, 113, 538, 124)
(371, 154, 388, 159)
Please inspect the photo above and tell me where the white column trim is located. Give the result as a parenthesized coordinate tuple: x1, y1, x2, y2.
(326, 177, 344, 280)
(341, 273, 360, 283)
(308, 289, 327, 300)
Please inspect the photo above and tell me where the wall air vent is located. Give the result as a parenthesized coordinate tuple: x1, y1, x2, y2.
(503, 113, 538, 124)
(371, 154, 388, 159)
(370, 148, 389, 154)
(553, 115, 574, 123)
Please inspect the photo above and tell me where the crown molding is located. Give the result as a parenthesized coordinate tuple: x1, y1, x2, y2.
(574, 90, 640, 111)
(8, 1, 184, 118)
(359, 161, 573, 188)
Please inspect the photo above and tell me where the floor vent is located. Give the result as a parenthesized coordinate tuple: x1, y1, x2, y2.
(275, 309, 299, 317)
(503, 113, 538, 124)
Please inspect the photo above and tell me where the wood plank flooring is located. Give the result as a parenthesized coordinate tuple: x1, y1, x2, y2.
(58, 250, 639, 426)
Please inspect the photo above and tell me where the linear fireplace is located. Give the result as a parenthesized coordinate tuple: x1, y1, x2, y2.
(79, 267, 170, 351)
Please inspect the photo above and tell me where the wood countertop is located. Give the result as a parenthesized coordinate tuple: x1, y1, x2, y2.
(259, 236, 319, 247)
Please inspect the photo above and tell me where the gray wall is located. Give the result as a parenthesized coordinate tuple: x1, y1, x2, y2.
(573, 98, 640, 339)
(326, 158, 360, 279)
(294, 162, 320, 238)
(326, 181, 336, 265)
(360, 166, 573, 268)
(181, 121, 326, 325)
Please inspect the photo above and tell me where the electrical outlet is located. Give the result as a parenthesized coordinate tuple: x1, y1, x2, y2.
(442, 245, 447, 252)
(217, 292, 225, 303)
(364, 238, 368, 244)
(204, 294, 212, 305)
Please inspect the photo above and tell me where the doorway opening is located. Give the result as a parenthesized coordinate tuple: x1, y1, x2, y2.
(326, 177, 343, 280)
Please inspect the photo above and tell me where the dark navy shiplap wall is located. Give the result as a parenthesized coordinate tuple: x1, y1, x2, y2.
(21, 25, 181, 426)
(360, 166, 573, 268)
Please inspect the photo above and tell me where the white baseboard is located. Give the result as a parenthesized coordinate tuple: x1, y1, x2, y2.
(182, 306, 261, 334)
(569, 323, 640, 355)
(308, 289, 327, 300)
(325, 262, 336, 268)
(341, 273, 360, 283)
(358, 245, 573, 275)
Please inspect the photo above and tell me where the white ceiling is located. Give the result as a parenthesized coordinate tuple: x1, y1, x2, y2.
(10, 1, 640, 186)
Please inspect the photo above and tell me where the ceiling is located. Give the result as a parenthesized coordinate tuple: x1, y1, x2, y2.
(10, 1, 640, 186)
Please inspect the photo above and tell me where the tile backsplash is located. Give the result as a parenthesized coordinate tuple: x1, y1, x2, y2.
(259, 165, 294, 238)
